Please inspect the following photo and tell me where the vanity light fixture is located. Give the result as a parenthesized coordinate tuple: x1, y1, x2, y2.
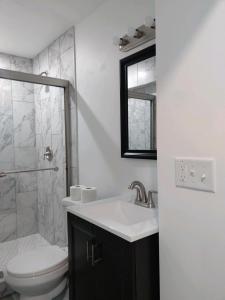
(113, 36, 129, 49)
(128, 27, 144, 39)
(113, 16, 155, 52)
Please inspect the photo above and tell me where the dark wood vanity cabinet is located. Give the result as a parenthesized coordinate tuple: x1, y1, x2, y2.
(68, 212, 159, 300)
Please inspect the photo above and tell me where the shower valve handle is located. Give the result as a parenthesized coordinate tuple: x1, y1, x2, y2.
(43, 147, 53, 161)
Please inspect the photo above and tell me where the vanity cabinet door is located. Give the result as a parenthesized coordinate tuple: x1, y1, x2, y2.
(68, 213, 134, 300)
(68, 213, 96, 300)
(93, 226, 135, 300)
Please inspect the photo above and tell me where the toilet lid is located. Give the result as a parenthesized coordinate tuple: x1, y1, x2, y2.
(7, 246, 68, 278)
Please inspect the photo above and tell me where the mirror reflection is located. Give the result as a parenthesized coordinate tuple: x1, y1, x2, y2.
(127, 56, 156, 151)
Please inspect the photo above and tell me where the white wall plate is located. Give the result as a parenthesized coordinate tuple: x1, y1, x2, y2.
(175, 158, 216, 193)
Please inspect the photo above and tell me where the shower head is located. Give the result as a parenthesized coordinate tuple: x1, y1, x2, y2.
(40, 71, 48, 77)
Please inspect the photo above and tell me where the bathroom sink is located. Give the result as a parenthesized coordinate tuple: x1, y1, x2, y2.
(67, 195, 158, 242)
(78, 200, 156, 225)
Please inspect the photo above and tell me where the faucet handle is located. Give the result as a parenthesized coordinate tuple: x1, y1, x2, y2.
(147, 190, 156, 208)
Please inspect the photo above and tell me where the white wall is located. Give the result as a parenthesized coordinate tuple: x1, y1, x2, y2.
(75, 0, 157, 198)
(156, 1, 225, 299)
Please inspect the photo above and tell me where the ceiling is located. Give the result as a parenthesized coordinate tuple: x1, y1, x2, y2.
(0, 0, 106, 58)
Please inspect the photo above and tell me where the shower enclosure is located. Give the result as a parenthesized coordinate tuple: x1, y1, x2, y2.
(0, 67, 71, 298)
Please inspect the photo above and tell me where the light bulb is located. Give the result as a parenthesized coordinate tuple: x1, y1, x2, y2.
(113, 36, 129, 48)
(145, 16, 154, 28)
(128, 27, 136, 37)
(113, 36, 120, 46)
(128, 27, 144, 39)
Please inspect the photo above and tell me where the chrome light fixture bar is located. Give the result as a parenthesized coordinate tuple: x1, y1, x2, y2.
(113, 17, 155, 52)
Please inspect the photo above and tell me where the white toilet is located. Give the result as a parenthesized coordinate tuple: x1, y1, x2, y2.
(5, 245, 68, 300)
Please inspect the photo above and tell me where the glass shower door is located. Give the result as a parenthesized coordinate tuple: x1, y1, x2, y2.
(0, 78, 67, 245)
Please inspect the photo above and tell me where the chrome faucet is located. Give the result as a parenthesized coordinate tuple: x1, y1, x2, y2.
(128, 181, 156, 208)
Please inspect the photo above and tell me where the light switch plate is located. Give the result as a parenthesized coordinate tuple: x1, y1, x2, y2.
(175, 158, 216, 193)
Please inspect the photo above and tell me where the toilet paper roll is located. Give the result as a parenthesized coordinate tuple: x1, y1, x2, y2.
(81, 187, 97, 203)
(70, 185, 86, 201)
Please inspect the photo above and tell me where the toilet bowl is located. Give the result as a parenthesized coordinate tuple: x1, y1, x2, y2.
(5, 245, 68, 300)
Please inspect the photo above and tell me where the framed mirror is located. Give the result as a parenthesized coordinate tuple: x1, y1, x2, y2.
(120, 45, 156, 159)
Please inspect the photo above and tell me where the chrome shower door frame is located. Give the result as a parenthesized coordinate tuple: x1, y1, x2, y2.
(0, 68, 72, 195)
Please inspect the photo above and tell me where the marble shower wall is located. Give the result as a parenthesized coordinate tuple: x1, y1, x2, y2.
(0, 53, 38, 242)
(0, 27, 77, 246)
(33, 84, 67, 246)
(33, 27, 78, 246)
(128, 98, 151, 150)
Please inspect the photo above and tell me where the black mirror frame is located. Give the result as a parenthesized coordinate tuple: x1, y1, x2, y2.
(120, 45, 157, 160)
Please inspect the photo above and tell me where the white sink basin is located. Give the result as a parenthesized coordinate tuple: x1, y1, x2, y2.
(67, 195, 158, 242)
(79, 200, 156, 225)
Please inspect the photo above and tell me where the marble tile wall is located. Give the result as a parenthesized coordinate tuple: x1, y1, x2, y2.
(128, 56, 156, 89)
(0, 54, 38, 243)
(128, 98, 151, 150)
(33, 27, 78, 246)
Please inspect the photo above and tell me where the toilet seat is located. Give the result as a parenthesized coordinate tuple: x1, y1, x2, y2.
(7, 246, 68, 279)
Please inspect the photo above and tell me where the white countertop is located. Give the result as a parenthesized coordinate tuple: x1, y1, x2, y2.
(66, 194, 159, 242)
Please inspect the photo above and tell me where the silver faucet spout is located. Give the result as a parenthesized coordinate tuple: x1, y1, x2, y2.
(128, 181, 148, 206)
(129, 181, 156, 208)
